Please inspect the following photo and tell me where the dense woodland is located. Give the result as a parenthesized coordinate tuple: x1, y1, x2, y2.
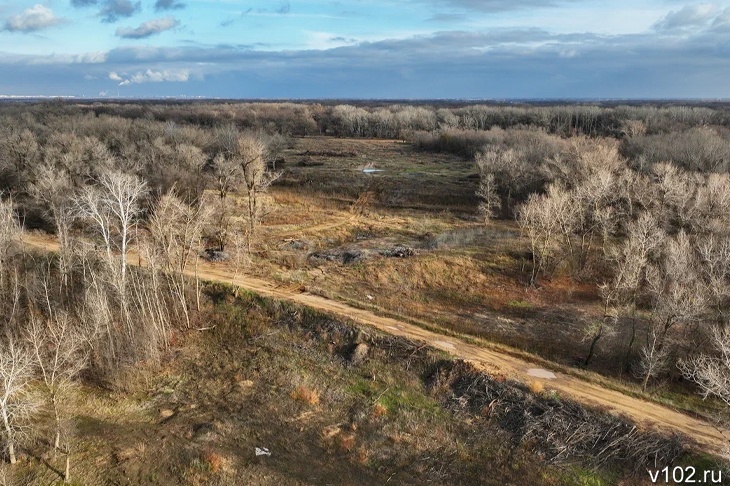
(1, 100, 730, 479)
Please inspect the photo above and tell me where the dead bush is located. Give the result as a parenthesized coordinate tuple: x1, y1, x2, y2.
(290, 385, 320, 406)
(427, 360, 684, 473)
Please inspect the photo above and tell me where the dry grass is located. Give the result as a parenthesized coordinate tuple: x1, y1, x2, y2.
(8, 284, 696, 486)
(336, 433, 357, 452)
(529, 380, 545, 394)
(372, 402, 388, 418)
(203, 451, 230, 474)
(290, 385, 321, 406)
(354, 447, 370, 465)
(214, 137, 657, 386)
(242, 180, 614, 379)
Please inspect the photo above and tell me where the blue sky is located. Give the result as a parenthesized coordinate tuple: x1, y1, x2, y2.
(1, 0, 730, 98)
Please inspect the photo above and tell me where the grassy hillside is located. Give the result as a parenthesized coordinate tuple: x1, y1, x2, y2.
(8, 283, 702, 485)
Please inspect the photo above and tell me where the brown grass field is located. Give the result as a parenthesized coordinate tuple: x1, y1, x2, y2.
(13, 135, 729, 485)
(252, 137, 636, 376)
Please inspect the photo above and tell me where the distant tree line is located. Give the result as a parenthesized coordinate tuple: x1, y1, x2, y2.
(5, 100, 730, 140)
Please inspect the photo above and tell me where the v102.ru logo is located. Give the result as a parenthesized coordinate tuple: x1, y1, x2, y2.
(649, 466, 723, 484)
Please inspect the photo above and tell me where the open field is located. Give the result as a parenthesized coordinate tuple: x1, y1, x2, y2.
(236, 137, 651, 378)
(24, 230, 728, 456)
(4, 101, 730, 484)
(6, 285, 704, 485)
(275, 137, 479, 210)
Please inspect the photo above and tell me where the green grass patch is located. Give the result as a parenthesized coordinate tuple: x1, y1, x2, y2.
(558, 466, 619, 486)
(507, 300, 533, 310)
(677, 452, 726, 474)
(347, 378, 444, 418)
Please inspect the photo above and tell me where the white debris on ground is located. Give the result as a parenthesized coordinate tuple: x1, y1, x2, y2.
(255, 447, 272, 457)
(366, 294, 374, 300)
(527, 368, 557, 380)
(434, 340, 456, 350)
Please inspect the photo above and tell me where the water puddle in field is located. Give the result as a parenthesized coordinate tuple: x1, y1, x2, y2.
(527, 368, 557, 380)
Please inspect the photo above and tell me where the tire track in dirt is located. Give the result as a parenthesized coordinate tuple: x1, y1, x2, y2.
(270, 214, 358, 239)
(22, 232, 728, 456)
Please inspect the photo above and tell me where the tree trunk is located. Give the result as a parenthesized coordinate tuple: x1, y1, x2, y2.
(623, 320, 637, 375)
(641, 369, 651, 392)
(2, 407, 15, 464)
(195, 249, 201, 312)
(584, 322, 603, 366)
(53, 394, 60, 450)
(7, 442, 15, 465)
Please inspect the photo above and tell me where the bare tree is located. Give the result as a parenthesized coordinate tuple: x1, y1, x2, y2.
(76, 172, 143, 278)
(697, 234, 730, 326)
(29, 164, 75, 290)
(681, 326, 730, 406)
(602, 212, 664, 372)
(680, 326, 730, 460)
(213, 124, 240, 157)
(518, 184, 577, 285)
(148, 192, 210, 327)
(476, 172, 499, 221)
(98, 171, 147, 286)
(0, 197, 20, 293)
(262, 132, 289, 171)
(210, 153, 241, 252)
(622, 119, 647, 138)
(0, 129, 40, 188)
(236, 134, 280, 253)
(75, 170, 147, 341)
(79, 269, 116, 369)
(694, 173, 730, 234)
(572, 166, 618, 271)
(126, 253, 171, 362)
(476, 147, 535, 217)
(650, 163, 701, 230)
(637, 327, 671, 392)
(645, 231, 707, 352)
(26, 311, 85, 482)
(0, 335, 37, 465)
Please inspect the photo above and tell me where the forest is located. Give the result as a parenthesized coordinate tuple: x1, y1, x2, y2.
(0, 100, 729, 484)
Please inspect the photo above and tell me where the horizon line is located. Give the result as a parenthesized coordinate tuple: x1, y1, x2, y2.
(3, 95, 730, 104)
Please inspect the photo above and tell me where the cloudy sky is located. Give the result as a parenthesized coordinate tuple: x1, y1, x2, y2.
(1, 0, 729, 98)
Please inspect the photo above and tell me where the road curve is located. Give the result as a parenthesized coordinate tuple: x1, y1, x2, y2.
(22, 232, 728, 456)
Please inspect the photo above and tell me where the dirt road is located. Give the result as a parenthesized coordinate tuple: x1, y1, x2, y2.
(22, 232, 728, 455)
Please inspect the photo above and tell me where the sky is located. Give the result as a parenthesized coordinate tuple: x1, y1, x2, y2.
(1, 0, 730, 99)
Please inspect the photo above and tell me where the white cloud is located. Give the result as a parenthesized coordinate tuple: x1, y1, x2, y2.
(418, 0, 569, 12)
(3, 4, 63, 33)
(654, 3, 719, 32)
(116, 17, 180, 39)
(711, 7, 730, 31)
(100, 0, 141, 23)
(113, 68, 193, 86)
(305, 32, 359, 50)
(20, 52, 107, 65)
(72, 52, 108, 64)
(154, 0, 186, 11)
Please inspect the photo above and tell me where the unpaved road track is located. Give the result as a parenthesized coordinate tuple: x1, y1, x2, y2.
(23, 233, 728, 455)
